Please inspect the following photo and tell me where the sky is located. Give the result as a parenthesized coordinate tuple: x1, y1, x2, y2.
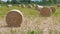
(2, 0, 42, 2)
(2, 0, 7, 2)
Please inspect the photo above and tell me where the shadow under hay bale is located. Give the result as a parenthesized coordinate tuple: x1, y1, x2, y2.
(40, 7, 52, 17)
(6, 10, 23, 27)
(50, 6, 56, 13)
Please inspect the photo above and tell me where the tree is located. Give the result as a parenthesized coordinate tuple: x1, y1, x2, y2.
(27, 0, 31, 3)
(7, 0, 11, 4)
(42, 0, 47, 5)
(53, 0, 57, 4)
(0, 0, 1, 4)
(11, 0, 17, 4)
(48, 0, 52, 3)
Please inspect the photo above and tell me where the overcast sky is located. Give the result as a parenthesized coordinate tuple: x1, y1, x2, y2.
(2, 0, 42, 2)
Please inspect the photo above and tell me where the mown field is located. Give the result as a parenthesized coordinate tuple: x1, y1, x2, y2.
(0, 5, 60, 34)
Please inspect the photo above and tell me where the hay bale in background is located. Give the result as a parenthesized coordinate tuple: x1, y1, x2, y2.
(6, 9, 23, 27)
(7, 4, 12, 8)
(35, 5, 38, 10)
(35, 5, 43, 11)
(57, 4, 60, 7)
(21, 4, 25, 8)
(40, 7, 52, 17)
(18, 4, 21, 7)
(28, 4, 32, 8)
(50, 6, 56, 13)
(33, 4, 36, 7)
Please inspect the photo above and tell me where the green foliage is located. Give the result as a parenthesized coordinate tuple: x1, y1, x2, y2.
(11, 29, 18, 34)
(53, 0, 57, 4)
(28, 30, 35, 34)
(0, 0, 1, 4)
(7, 0, 11, 4)
(0, 0, 60, 5)
(59, 31, 60, 34)
(42, 0, 47, 5)
(39, 30, 43, 34)
(11, 0, 17, 4)
(31, 30, 34, 34)
(49, 30, 52, 34)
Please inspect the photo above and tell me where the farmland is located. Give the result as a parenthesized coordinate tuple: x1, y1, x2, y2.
(0, 5, 60, 34)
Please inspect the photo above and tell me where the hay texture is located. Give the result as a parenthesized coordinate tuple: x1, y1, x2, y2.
(35, 5, 38, 10)
(7, 4, 12, 8)
(57, 4, 60, 7)
(28, 4, 32, 8)
(6, 9, 23, 27)
(40, 7, 52, 17)
(50, 6, 56, 13)
(33, 4, 36, 7)
(18, 4, 21, 7)
(35, 5, 43, 11)
(21, 4, 25, 8)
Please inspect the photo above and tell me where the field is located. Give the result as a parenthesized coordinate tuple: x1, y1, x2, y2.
(0, 5, 60, 34)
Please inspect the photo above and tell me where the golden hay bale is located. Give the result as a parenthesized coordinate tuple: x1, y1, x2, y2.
(28, 4, 32, 8)
(6, 9, 23, 27)
(21, 4, 25, 8)
(50, 6, 56, 13)
(7, 4, 12, 8)
(40, 7, 52, 17)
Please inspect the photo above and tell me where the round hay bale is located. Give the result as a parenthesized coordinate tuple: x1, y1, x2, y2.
(18, 4, 21, 7)
(21, 4, 25, 8)
(40, 7, 52, 17)
(50, 6, 56, 13)
(28, 4, 32, 8)
(33, 4, 36, 7)
(38, 5, 43, 11)
(57, 4, 60, 7)
(35, 5, 43, 11)
(7, 4, 12, 8)
(35, 5, 38, 10)
(6, 9, 23, 27)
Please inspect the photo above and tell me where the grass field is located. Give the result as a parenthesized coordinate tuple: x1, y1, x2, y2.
(0, 5, 60, 34)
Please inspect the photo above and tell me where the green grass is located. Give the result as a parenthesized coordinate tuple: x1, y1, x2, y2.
(0, 5, 60, 18)
(0, 5, 39, 18)
(0, 5, 60, 34)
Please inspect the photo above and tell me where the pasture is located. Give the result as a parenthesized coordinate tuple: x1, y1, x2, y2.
(0, 5, 60, 34)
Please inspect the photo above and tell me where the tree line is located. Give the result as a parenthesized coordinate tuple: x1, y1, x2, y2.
(0, 0, 60, 5)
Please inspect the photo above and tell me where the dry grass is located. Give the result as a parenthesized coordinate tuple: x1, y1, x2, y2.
(0, 5, 60, 34)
